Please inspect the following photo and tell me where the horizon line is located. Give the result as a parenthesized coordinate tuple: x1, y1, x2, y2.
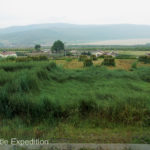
(1, 22, 150, 29)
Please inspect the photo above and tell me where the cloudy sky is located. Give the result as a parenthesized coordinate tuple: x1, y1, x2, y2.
(1, 0, 150, 28)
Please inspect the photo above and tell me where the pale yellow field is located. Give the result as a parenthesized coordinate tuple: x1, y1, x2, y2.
(55, 59, 150, 70)
(117, 51, 150, 56)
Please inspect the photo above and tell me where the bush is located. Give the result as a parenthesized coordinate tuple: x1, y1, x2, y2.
(81, 51, 91, 56)
(46, 62, 57, 71)
(98, 55, 105, 58)
(16, 52, 27, 56)
(102, 57, 115, 66)
(16, 56, 48, 62)
(90, 55, 97, 61)
(16, 57, 31, 62)
(130, 61, 137, 71)
(38, 55, 49, 61)
(139, 55, 150, 64)
(79, 100, 97, 115)
(104, 55, 113, 58)
(29, 56, 48, 61)
(83, 59, 93, 67)
(66, 51, 73, 56)
(79, 55, 88, 61)
(65, 58, 73, 62)
(116, 54, 137, 59)
(36, 69, 49, 80)
(6, 56, 16, 61)
(136, 67, 150, 82)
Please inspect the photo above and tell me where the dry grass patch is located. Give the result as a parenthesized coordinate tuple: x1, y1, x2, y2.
(55, 58, 150, 70)
(114, 59, 135, 70)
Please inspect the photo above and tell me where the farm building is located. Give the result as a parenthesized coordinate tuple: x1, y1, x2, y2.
(92, 51, 104, 57)
(70, 50, 80, 56)
(0, 51, 17, 57)
(41, 49, 51, 53)
(108, 51, 118, 57)
(103, 51, 118, 57)
(93, 51, 118, 57)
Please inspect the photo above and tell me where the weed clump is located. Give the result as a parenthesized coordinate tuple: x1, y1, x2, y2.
(130, 61, 138, 71)
(139, 55, 150, 64)
(83, 59, 93, 67)
(65, 58, 73, 62)
(16, 56, 48, 62)
(102, 56, 115, 66)
(90, 55, 97, 61)
(79, 55, 88, 61)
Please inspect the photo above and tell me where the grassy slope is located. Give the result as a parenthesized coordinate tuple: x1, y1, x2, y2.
(0, 60, 150, 143)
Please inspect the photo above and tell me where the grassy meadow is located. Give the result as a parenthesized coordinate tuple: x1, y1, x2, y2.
(0, 57, 150, 143)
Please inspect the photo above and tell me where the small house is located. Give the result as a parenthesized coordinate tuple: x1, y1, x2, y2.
(92, 51, 104, 57)
(103, 51, 118, 57)
(41, 49, 51, 53)
(0, 51, 17, 58)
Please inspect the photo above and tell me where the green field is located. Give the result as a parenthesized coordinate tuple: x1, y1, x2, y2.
(0, 59, 150, 143)
(117, 50, 150, 56)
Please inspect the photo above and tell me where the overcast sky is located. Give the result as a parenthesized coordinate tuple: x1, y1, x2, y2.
(1, 0, 150, 28)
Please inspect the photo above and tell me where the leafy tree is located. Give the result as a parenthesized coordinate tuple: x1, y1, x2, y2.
(35, 44, 41, 52)
(51, 40, 64, 53)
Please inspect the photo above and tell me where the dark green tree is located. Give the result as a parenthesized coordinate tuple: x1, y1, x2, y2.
(35, 44, 41, 52)
(51, 40, 64, 53)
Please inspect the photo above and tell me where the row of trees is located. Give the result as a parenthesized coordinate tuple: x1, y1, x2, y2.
(35, 40, 64, 53)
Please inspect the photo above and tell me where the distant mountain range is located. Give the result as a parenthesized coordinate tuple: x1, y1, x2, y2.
(1, 23, 150, 47)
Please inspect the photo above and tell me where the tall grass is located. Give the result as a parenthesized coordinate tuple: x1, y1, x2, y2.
(0, 61, 150, 127)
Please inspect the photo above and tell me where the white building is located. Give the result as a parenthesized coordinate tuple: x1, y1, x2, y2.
(92, 51, 104, 57)
(41, 49, 51, 53)
(92, 50, 118, 57)
(0, 51, 17, 58)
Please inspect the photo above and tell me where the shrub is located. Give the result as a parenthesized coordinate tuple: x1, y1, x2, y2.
(90, 55, 97, 61)
(46, 62, 57, 71)
(36, 69, 49, 80)
(29, 56, 48, 61)
(98, 55, 105, 58)
(79, 55, 88, 61)
(139, 55, 150, 64)
(83, 59, 93, 67)
(16, 56, 48, 62)
(79, 100, 97, 115)
(81, 51, 91, 56)
(6, 56, 16, 61)
(16, 57, 31, 62)
(104, 55, 113, 58)
(116, 54, 137, 59)
(38, 55, 49, 61)
(130, 61, 137, 71)
(16, 52, 27, 56)
(65, 58, 73, 62)
(102, 57, 115, 66)
(136, 67, 150, 82)
(66, 51, 73, 56)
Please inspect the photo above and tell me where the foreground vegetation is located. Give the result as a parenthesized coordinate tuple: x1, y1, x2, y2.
(0, 59, 150, 143)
